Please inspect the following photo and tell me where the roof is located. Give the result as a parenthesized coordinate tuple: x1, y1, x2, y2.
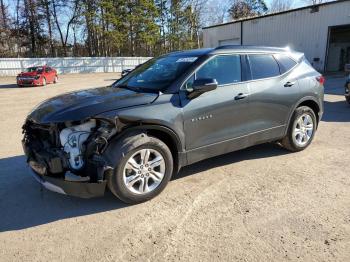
(203, 0, 348, 30)
(167, 48, 214, 57)
(211, 45, 289, 54)
(167, 46, 294, 56)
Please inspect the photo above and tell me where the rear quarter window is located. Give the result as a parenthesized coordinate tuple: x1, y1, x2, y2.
(248, 54, 280, 80)
(274, 54, 297, 74)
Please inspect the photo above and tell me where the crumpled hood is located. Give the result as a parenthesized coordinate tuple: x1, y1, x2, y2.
(28, 86, 158, 123)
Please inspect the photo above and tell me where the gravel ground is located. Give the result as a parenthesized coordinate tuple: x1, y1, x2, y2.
(0, 73, 349, 262)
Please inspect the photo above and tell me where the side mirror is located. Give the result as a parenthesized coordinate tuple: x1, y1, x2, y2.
(187, 78, 218, 99)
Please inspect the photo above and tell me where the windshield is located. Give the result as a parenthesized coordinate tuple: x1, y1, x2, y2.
(114, 55, 198, 92)
(26, 67, 43, 73)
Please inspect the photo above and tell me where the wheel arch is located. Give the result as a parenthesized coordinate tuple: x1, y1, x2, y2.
(107, 124, 186, 173)
(285, 97, 321, 136)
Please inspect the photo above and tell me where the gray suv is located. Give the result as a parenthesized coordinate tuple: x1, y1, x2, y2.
(22, 46, 324, 203)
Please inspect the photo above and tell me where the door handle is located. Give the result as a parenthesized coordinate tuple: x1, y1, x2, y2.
(235, 93, 249, 100)
(284, 81, 296, 87)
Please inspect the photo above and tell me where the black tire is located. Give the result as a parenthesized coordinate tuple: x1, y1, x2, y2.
(54, 76, 58, 84)
(281, 106, 317, 152)
(106, 132, 173, 204)
(346, 96, 350, 104)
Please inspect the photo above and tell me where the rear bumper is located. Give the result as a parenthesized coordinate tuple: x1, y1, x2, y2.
(29, 168, 107, 198)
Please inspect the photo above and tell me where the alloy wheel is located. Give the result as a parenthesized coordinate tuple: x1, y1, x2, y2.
(122, 148, 165, 195)
(293, 113, 314, 147)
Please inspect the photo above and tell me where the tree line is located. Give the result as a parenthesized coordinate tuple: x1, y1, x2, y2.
(0, 0, 326, 58)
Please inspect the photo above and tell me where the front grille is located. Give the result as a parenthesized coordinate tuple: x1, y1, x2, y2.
(23, 120, 66, 175)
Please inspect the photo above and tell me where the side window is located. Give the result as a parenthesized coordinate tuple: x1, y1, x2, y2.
(45, 67, 51, 73)
(274, 54, 297, 74)
(248, 54, 280, 80)
(196, 55, 241, 85)
(184, 75, 195, 90)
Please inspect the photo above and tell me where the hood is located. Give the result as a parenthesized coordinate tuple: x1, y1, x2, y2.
(18, 71, 40, 77)
(19, 72, 40, 77)
(28, 86, 159, 123)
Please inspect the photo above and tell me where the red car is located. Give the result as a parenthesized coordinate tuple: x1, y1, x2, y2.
(17, 66, 58, 87)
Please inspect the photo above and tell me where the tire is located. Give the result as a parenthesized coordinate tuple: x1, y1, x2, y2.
(346, 96, 350, 104)
(54, 76, 58, 84)
(42, 77, 46, 86)
(106, 132, 173, 204)
(281, 106, 317, 152)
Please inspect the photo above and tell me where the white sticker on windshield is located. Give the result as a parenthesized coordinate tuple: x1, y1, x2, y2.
(176, 57, 198, 63)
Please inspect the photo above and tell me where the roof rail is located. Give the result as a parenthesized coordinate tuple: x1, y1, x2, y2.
(215, 45, 290, 52)
(215, 45, 242, 50)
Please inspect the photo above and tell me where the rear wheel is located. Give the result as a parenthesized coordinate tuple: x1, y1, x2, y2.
(281, 106, 317, 152)
(53, 76, 58, 84)
(42, 77, 46, 86)
(107, 133, 173, 204)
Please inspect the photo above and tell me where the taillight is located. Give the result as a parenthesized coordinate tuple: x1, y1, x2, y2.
(316, 76, 325, 85)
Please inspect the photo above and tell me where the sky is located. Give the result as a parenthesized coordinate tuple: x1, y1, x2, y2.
(266, 0, 309, 8)
(3, 0, 323, 12)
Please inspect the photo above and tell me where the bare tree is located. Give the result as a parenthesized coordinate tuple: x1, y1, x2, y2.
(51, 0, 80, 56)
(202, 0, 231, 26)
(41, 0, 55, 56)
(0, 0, 8, 29)
(270, 0, 294, 12)
(24, 0, 40, 56)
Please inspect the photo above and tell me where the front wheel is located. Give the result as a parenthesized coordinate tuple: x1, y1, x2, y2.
(107, 133, 173, 204)
(281, 106, 317, 152)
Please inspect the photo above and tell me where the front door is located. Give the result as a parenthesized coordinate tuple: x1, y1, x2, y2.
(180, 54, 251, 164)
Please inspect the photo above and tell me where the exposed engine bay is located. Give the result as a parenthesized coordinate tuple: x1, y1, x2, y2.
(60, 120, 96, 170)
(22, 118, 117, 184)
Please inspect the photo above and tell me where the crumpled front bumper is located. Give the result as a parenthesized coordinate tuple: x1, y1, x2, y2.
(23, 136, 108, 199)
(29, 166, 107, 198)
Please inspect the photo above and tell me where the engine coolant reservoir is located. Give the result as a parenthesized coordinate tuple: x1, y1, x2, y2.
(59, 120, 96, 170)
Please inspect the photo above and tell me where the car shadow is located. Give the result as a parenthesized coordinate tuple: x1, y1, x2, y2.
(0, 155, 128, 232)
(0, 143, 288, 232)
(0, 83, 19, 89)
(174, 143, 288, 180)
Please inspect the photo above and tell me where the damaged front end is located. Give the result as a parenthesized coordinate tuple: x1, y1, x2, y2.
(22, 118, 117, 198)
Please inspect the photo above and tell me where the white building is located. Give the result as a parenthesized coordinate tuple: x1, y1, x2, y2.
(203, 0, 350, 72)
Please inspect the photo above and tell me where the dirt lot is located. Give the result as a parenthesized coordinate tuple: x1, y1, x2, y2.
(0, 73, 349, 262)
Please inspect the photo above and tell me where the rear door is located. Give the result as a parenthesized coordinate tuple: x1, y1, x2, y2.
(247, 53, 300, 142)
(181, 54, 251, 163)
